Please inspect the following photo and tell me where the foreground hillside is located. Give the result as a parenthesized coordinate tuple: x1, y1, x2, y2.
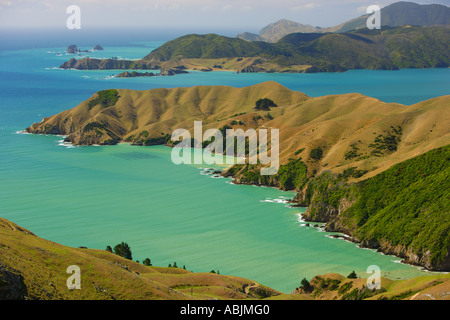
(0, 218, 280, 300)
(60, 26, 450, 73)
(1, 217, 449, 300)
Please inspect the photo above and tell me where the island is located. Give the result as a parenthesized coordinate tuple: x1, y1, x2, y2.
(66, 44, 105, 54)
(116, 71, 156, 78)
(115, 68, 188, 78)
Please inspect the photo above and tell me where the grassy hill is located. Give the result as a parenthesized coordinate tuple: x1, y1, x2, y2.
(26, 81, 450, 179)
(142, 26, 450, 73)
(0, 217, 280, 300)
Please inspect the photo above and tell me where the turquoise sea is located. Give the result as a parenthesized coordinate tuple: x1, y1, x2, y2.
(1, 39, 449, 293)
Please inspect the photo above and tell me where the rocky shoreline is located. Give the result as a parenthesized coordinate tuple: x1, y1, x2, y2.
(221, 163, 449, 273)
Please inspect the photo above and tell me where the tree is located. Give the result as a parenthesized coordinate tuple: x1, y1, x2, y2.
(113, 242, 132, 260)
(255, 98, 277, 111)
(105, 245, 113, 253)
(310, 147, 323, 161)
(300, 278, 314, 293)
(143, 258, 152, 266)
(347, 271, 358, 279)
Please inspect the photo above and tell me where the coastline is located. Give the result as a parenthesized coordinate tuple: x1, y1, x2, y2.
(22, 129, 449, 276)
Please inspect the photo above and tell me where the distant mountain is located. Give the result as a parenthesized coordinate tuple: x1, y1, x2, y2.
(236, 32, 264, 42)
(253, 19, 337, 42)
(237, 19, 340, 42)
(336, 1, 450, 33)
(238, 1, 450, 42)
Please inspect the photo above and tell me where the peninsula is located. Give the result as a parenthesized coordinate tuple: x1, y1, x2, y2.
(59, 25, 450, 73)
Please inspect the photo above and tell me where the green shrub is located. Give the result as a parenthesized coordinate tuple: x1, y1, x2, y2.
(310, 147, 324, 161)
(88, 89, 120, 109)
(255, 98, 277, 111)
(113, 242, 132, 260)
(300, 278, 314, 293)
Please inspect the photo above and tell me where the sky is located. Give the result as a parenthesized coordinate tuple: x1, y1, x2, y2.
(0, 0, 449, 32)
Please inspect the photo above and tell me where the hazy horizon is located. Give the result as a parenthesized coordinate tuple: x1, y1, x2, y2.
(0, 0, 449, 32)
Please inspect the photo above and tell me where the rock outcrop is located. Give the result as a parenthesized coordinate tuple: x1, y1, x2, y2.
(66, 44, 78, 54)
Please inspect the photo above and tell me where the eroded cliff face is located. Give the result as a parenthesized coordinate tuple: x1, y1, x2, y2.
(295, 171, 357, 222)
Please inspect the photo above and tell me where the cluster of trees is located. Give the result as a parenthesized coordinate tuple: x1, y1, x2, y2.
(87, 89, 120, 110)
(168, 262, 187, 269)
(106, 242, 152, 266)
(310, 147, 324, 161)
(106, 242, 132, 260)
(106, 242, 191, 270)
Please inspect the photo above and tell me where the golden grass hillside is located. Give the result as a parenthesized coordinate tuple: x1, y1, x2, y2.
(0, 218, 281, 300)
(26, 81, 450, 183)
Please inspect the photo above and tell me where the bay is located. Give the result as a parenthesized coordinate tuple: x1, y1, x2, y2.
(1, 43, 448, 293)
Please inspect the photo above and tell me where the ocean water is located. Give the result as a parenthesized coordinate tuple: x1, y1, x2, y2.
(1, 41, 449, 293)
